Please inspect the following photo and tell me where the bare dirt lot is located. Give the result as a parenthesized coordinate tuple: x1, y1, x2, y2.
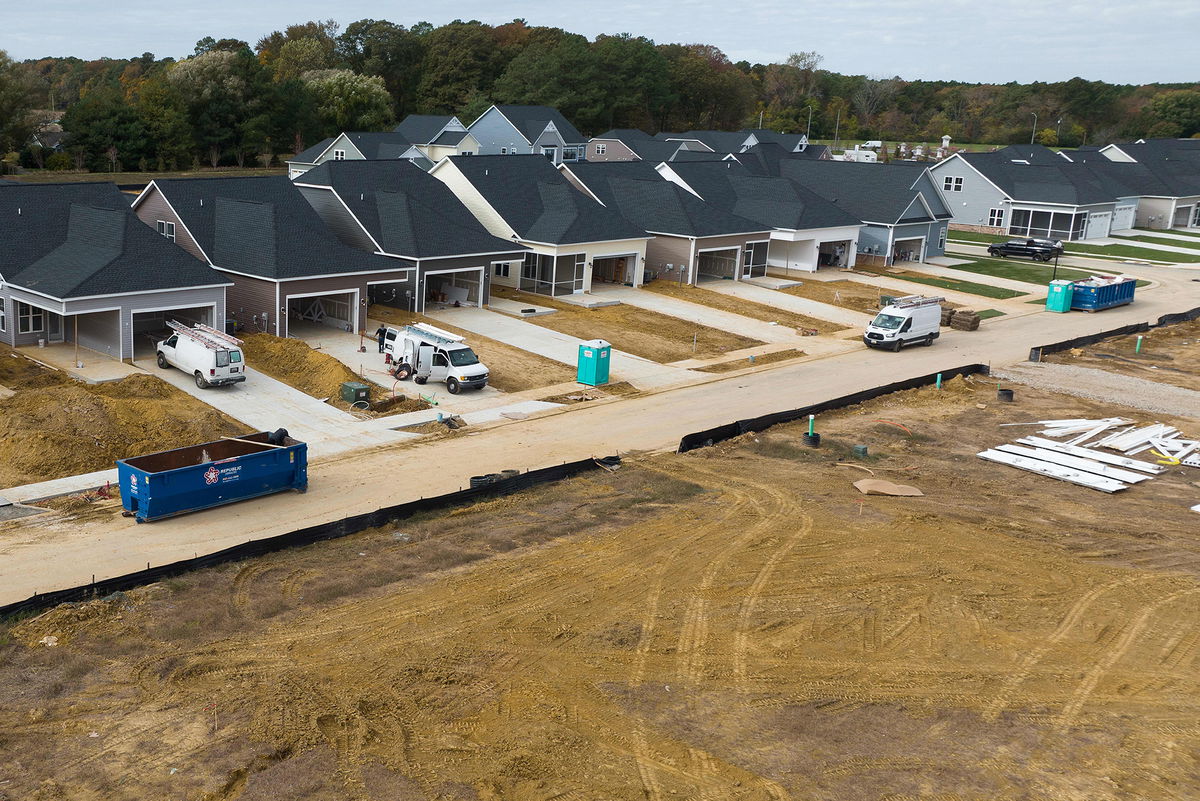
(642, 280, 844, 334)
(5, 370, 1200, 800)
(491, 286, 763, 362)
(1044, 317, 1200, 392)
(370, 305, 578, 394)
(0, 349, 250, 488)
(778, 278, 895, 315)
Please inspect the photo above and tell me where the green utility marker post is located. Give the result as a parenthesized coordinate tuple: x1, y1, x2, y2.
(936, 373, 943, 389)
(808, 414, 815, 436)
(1135, 335, 1144, 354)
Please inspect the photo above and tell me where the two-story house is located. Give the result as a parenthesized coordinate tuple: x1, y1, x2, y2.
(468, 105, 588, 165)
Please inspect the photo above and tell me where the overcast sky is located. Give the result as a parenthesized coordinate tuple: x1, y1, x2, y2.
(6, 0, 1197, 85)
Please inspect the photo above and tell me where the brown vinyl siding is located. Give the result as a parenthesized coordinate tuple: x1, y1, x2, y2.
(133, 187, 207, 262)
(586, 140, 639, 162)
(223, 274, 279, 335)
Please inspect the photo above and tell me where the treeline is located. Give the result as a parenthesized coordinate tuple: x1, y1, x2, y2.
(2, 18, 1199, 173)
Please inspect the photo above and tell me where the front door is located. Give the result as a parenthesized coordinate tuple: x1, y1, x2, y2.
(48, 312, 64, 343)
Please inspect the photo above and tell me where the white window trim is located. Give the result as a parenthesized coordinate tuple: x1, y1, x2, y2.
(333, 149, 346, 160)
(494, 262, 510, 277)
(594, 143, 607, 155)
(17, 301, 45, 334)
(0, 300, 5, 333)
(943, 176, 963, 192)
(987, 208, 1004, 227)
(156, 219, 176, 242)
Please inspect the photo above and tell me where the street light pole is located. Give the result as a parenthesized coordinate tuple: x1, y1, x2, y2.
(1056, 117, 1063, 143)
(1030, 112, 1038, 145)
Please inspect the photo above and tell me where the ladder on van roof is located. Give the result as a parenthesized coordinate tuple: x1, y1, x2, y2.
(167, 320, 244, 350)
(889, 295, 945, 309)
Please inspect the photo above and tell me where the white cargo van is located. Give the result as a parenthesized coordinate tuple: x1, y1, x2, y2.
(863, 295, 944, 351)
(156, 321, 247, 388)
(384, 323, 488, 394)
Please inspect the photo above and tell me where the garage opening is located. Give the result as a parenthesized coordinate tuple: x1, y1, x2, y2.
(696, 248, 739, 282)
(423, 268, 483, 312)
(891, 237, 924, 264)
(818, 240, 851, 268)
(369, 278, 416, 314)
(592, 256, 635, 285)
(132, 306, 213, 359)
(286, 292, 355, 337)
(1085, 212, 1111, 239)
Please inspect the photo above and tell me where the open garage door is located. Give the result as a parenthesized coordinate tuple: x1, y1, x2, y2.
(592, 256, 635, 286)
(892, 237, 924, 264)
(422, 267, 483, 312)
(131, 305, 214, 359)
(818, 240, 850, 268)
(696, 248, 739, 282)
(286, 291, 356, 337)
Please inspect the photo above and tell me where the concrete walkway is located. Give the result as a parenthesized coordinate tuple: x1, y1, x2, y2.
(702, 280, 870, 328)
(17, 343, 143, 384)
(427, 307, 701, 390)
(486, 296, 557, 317)
(1107, 231, 1200, 256)
(590, 286, 806, 344)
(1, 468, 120, 504)
(742, 275, 802, 289)
(133, 360, 415, 458)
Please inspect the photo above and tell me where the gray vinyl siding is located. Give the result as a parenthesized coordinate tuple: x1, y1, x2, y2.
(74, 310, 120, 357)
(295, 186, 379, 252)
(928, 159, 1008, 229)
(133, 187, 207, 263)
(892, 222, 934, 259)
(469, 108, 530, 156)
(71, 286, 226, 360)
(223, 273, 280, 336)
(532, 128, 567, 163)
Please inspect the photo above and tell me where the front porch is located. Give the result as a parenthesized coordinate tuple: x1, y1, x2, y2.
(16, 342, 143, 384)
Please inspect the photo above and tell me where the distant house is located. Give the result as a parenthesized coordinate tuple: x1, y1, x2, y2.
(468, 105, 588, 165)
(740, 130, 830, 159)
(775, 160, 952, 265)
(928, 145, 1133, 240)
(0, 182, 229, 361)
(430, 155, 652, 295)
(293, 160, 528, 312)
(286, 131, 418, 180)
(660, 161, 863, 274)
(561, 160, 773, 285)
(1091, 139, 1200, 229)
(133, 176, 417, 337)
(586, 130, 693, 164)
(393, 115, 482, 163)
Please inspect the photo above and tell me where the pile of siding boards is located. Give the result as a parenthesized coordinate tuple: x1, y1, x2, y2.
(977, 418, 1198, 494)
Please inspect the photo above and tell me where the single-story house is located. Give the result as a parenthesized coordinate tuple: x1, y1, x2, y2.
(293, 160, 529, 312)
(0, 182, 229, 361)
(468, 105, 588, 165)
(928, 145, 1134, 240)
(660, 160, 863, 274)
(777, 160, 952, 265)
(430, 154, 652, 296)
(561, 160, 774, 285)
(286, 131, 419, 180)
(132, 176, 419, 337)
(1091, 139, 1200, 229)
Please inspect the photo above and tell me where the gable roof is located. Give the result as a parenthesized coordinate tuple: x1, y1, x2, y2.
(298, 160, 527, 260)
(666, 161, 862, 231)
(626, 139, 687, 163)
(488, 105, 586, 146)
(0, 182, 226, 299)
(446, 155, 648, 245)
(959, 152, 1120, 205)
(292, 137, 336, 164)
(666, 130, 753, 153)
(145, 176, 407, 280)
(430, 129, 469, 146)
(289, 131, 414, 165)
(564, 161, 770, 238)
(394, 114, 461, 144)
(777, 160, 951, 224)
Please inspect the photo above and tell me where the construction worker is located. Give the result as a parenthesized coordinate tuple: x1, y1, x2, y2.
(375, 324, 387, 354)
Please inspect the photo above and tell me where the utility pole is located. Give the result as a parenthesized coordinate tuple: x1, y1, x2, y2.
(834, 108, 842, 150)
(806, 105, 814, 139)
(1030, 112, 1038, 145)
(758, 109, 764, 128)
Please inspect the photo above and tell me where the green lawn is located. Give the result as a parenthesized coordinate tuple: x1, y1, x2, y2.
(1136, 227, 1200, 238)
(946, 256, 1097, 285)
(1124, 234, 1200, 251)
(948, 229, 1189, 263)
(873, 270, 1025, 299)
(977, 309, 1006, 319)
(946, 230, 1008, 245)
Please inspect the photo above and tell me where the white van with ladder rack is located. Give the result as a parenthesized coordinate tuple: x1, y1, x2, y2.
(863, 295, 944, 351)
(156, 321, 247, 388)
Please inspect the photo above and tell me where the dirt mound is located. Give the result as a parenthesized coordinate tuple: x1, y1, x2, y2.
(241, 333, 361, 400)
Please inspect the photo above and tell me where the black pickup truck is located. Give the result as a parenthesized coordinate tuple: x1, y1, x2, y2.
(987, 238, 1064, 261)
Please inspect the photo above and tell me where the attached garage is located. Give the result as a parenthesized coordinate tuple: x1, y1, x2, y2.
(422, 267, 484, 311)
(818, 240, 851, 268)
(696, 248, 740, 281)
(1085, 211, 1112, 239)
(591, 256, 636, 285)
(892, 237, 925, 264)
(1111, 205, 1135, 232)
(368, 276, 417, 314)
(131, 305, 216, 358)
(285, 290, 357, 337)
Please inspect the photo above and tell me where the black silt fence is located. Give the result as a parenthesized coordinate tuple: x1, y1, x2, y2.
(678, 364, 990, 453)
(0, 456, 613, 619)
(1028, 305, 1200, 362)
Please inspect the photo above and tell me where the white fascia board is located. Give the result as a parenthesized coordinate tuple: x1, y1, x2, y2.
(131, 181, 215, 265)
(7, 281, 231, 304)
(557, 163, 606, 206)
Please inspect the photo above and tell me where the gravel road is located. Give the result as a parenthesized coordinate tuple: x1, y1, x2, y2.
(993, 361, 1200, 418)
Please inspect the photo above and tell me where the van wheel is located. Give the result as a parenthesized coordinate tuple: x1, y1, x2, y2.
(923, 334, 935, 346)
(194, 372, 209, 389)
(446, 377, 461, 395)
(890, 339, 902, 352)
(156, 352, 169, 369)
(413, 375, 427, 385)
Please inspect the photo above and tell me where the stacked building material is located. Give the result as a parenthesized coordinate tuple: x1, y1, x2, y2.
(950, 310, 981, 331)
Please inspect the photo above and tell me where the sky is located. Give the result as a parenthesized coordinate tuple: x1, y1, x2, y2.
(6, 0, 1198, 85)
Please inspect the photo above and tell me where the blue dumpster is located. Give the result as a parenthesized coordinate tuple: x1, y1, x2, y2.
(117, 431, 307, 522)
(1069, 277, 1136, 312)
(577, 339, 611, 386)
(1045, 279, 1074, 313)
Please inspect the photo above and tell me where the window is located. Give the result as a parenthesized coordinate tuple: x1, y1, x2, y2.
(333, 149, 346, 160)
(594, 143, 607, 155)
(460, 151, 473, 156)
(156, 220, 176, 242)
(0, 300, 5, 332)
(500, 147, 509, 155)
(987, 208, 1004, 227)
(938, 226, 947, 251)
(432, 352, 448, 367)
(17, 302, 44, 334)
(942, 176, 963, 192)
(494, 262, 510, 278)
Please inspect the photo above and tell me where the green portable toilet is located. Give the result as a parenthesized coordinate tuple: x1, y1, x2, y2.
(577, 339, 611, 386)
(1045, 279, 1074, 313)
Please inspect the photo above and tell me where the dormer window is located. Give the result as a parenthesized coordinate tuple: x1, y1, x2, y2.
(333, 149, 346, 160)
(943, 176, 963, 192)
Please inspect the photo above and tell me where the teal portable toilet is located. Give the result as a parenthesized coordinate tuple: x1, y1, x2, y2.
(577, 339, 611, 386)
(1045, 279, 1074, 313)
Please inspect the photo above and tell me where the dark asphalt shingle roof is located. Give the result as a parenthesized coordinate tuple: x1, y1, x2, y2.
(667, 161, 862, 231)
(1098, 139, 1200, 197)
(430, 130, 469, 146)
(626, 139, 686, 163)
(299, 160, 528, 259)
(594, 129, 654, 143)
(960, 152, 1118, 205)
(147, 175, 409, 279)
(394, 114, 460, 144)
(289, 132, 414, 164)
(492, 105, 586, 145)
(447, 155, 648, 245)
(778, 160, 949, 224)
(665, 130, 752, 153)
(566, 162, 770, 238)
(0, 182, 225, 298)
(292, 137, 335, 163)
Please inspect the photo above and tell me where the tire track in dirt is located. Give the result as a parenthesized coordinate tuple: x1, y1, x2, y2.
(982, 574, 1153, 721)
(1055, 586, 1200, 729)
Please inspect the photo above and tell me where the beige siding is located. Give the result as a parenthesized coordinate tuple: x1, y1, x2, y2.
(646, 235, 693, 280)
(134, 187, 207, 262)
(430, 162, 519, 240)
(586, 140, 638, 162)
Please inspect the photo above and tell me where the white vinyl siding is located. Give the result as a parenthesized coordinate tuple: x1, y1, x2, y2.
(0, 299, 5, 332)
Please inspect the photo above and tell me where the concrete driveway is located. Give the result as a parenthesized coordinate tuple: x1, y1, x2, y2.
(703, 280, 871, 328)
(588, 286, 807, 344)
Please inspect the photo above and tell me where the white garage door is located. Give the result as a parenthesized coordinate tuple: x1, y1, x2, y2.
(1111, 206, 1135, 232)
(1085, 212, 1111, 239)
